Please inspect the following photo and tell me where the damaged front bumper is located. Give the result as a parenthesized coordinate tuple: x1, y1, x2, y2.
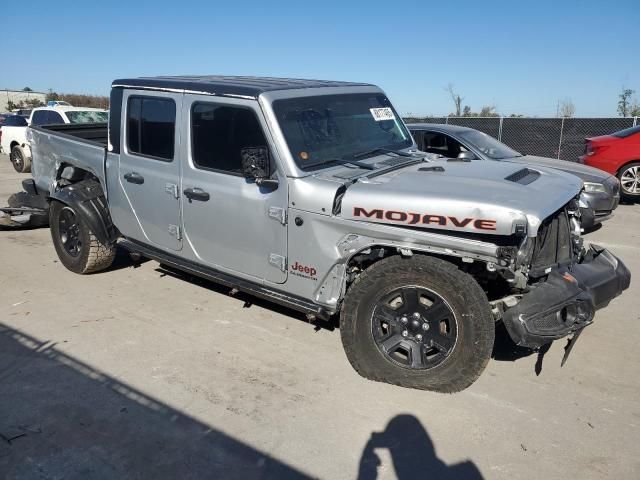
(502, 245, 631, 349)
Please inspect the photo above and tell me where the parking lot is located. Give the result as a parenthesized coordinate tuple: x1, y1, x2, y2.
(0, 153, 639, 479)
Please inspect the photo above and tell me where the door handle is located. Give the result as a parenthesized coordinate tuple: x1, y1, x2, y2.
(183, 187, 210, 202)
(124, 172, 145, 184)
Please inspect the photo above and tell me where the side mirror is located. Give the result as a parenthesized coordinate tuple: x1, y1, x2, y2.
(241, 147, 278, 187)
(457, 151, 477, 160)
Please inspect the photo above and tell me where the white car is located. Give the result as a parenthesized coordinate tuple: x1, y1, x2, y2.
(1, 106, 108, 173)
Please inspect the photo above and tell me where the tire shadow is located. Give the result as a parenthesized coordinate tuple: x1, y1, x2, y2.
(105, 245, 152, 272)
(491, 322, 534, 362)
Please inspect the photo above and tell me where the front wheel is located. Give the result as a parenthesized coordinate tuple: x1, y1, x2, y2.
(340, 255, 494, 393)
(618, 162, 640, 201)
(49, 201, 116, 274)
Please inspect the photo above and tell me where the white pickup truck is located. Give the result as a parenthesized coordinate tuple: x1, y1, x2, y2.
(1, 106, 108, 173)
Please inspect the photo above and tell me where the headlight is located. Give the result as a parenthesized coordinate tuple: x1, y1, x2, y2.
(583, 182, 606, 193)
(516, 236, 535, 268)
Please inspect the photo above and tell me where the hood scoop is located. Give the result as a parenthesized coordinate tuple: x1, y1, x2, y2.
(418, 166, 445, 172)
(505, 168, 541, 185)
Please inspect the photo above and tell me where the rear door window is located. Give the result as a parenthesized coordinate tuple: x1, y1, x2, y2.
(422, 133, 450, 154)
(31, 110, 48, 125)
(422, 132, 465, 158)
(127, 96, 176, 161)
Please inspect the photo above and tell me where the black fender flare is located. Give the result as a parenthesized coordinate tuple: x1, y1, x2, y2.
(50, 180, 118, 245)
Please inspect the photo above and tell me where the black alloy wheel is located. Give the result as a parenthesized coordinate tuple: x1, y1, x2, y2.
(371, 286, 457, 370)
(58, 206, 82, 257)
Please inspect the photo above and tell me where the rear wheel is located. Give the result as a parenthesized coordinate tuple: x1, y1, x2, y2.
(49, 201, 116, 274)
(10, 146, 31, 173)
(340, 255, 494, 393)
(618, 162, 640, 201)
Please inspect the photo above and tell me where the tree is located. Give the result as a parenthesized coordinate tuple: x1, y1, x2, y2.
(445, 83, 463, 116)
(5, 98, 44, 110)
(46, 90, 61, 102)
(479, 105, 498, 117)
(631, 101, 640, 117)
(558, 98, 575, 118)
(22, 87, 33, 92)
(618, 88, 635, 117)
(462, 105, 471, 116)
(24, 98, 45, 108)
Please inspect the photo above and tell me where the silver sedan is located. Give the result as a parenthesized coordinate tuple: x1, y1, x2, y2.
(408, 123, 620, 228)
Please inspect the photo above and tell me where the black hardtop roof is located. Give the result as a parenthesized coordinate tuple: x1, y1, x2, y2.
(112, 75, 375, 98)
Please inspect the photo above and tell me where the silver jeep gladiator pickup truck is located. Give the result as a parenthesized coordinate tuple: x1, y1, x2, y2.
(26, 76, 630, 392)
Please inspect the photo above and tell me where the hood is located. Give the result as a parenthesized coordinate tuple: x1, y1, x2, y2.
(510, 155, 613, 184)
(338, 159, 582, 237)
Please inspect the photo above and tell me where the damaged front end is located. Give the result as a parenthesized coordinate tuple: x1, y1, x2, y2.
(499, 205, 631, 349)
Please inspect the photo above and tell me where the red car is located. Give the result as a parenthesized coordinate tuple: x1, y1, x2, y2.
(580, 125, 640, 201)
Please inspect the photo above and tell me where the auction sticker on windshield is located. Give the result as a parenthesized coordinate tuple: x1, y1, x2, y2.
(370, 107, 395, 121)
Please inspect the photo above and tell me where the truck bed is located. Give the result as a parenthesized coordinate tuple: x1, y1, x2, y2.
(34, 123, 109, 145)
(29, 123, 109, 195)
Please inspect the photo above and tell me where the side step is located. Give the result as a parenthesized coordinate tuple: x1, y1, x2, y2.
(119, 238, 334, 321)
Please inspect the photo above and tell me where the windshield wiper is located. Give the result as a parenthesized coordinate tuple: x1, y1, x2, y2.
(351, 147, 414, 159)
(305, 157, 376, 170)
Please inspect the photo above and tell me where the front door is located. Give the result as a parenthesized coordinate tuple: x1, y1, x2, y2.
(118, 90, 183, 251)
(180, 94, 288, 283)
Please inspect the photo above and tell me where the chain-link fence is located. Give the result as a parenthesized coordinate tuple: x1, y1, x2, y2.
(403, 116, 639, 161)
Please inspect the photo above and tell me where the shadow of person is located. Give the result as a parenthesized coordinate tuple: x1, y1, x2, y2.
(357, 415, 483, 480)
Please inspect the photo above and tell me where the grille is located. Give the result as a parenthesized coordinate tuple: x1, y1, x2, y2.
(532, 313, 564, 333)
(529, 208, 573, 277)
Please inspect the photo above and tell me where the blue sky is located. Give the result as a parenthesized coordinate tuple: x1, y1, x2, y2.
(3, 0, 638, 116)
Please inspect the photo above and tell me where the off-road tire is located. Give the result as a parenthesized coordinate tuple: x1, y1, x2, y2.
(340, 255, 494, 393)
(49, 201, 116, 274)
(10, 146, 31, 173)
(618, 161, 640, 202)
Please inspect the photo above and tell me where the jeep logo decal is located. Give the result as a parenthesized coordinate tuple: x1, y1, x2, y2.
(353, 207, 497, 231)
(290, 261, 318, 281)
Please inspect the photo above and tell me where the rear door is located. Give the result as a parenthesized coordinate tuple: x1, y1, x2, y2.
(117, 90, 183, 251)
(180, 94, 288, 283)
